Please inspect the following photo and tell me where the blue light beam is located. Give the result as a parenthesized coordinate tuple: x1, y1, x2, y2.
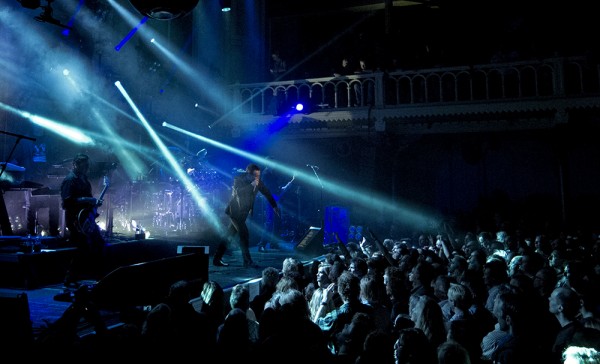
(115, 16, 148, 51)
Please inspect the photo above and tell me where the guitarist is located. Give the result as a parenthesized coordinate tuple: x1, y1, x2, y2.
(60, 153, 107, 287)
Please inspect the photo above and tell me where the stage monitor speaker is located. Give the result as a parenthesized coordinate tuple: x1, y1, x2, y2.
(295, 226, 325, 256)
(0, 292, 33, 348)
(91, 251, 208, 310)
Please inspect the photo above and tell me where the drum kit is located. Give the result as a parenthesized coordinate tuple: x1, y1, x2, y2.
(111, 148, 226, 237)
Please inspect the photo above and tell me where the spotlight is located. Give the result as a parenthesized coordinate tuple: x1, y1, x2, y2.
(18, 0, 41, 9)
(32, 0, 72, 30)
(129, 0, 200, 20)
(220, 0, 231, 12)
(277, 99, 311, 116)
(287, 99, 313, 115)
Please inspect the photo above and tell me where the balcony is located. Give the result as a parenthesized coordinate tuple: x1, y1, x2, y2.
(224, 56, 600, 138)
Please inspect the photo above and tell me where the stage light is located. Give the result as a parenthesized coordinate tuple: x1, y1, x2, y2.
(284, 99, 313, 115)
(31, 0, 72, 30)
(19, 0, 41, 9)
(220, 0, 231, 12)
(128, 0, 199, 20)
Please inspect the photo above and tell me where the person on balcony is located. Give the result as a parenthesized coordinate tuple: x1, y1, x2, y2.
(333, 56, 354, 78)
(353, 58, 374, 107)
(269, 50, 287, 80)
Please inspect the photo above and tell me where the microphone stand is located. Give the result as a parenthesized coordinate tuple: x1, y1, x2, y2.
(309, 165, 324, 228)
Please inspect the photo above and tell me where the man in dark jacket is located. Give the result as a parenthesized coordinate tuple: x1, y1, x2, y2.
(213, 163, 279, 268)
(60, 153, 107, 286)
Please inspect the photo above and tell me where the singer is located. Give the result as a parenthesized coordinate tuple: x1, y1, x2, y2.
(213, 163, 280, 269)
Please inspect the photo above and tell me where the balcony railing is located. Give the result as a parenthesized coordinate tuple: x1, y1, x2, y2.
(228, 56, 600, 117)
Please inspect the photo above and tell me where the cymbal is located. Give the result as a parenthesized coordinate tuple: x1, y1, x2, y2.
(20, 180, 44, 189)
(0, 162, 25, 172)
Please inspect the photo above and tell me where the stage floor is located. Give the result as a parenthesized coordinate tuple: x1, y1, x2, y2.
(0, 236, 328, 345)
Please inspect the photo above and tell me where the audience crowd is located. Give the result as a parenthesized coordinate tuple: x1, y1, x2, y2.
(29, 223, 600, 363)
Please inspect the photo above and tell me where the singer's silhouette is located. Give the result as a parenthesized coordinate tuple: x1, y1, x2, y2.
(213, 163, 279, 268)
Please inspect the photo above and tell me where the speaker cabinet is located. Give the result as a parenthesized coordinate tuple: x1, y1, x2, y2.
(295, 226, 325, 256)
(0, 292, 33, 348)
(91, 251, 208, 309)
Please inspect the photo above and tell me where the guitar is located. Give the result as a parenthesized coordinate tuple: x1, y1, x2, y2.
(76, 176, 110, 235)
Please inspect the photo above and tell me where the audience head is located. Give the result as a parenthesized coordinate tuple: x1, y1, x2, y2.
(562, 346, 600, 364)
(549, 286, 581, 322)
(520, 251, 546, 277)
(549, 249, 568, 273)
(393, 313, 415, 335)
(508, 255, 525, 277)
(467, 249, 487, 272)
(534, 234, 552, 255)
(384, 266, 405, 299)
(282, 257, 304, 286)
(348, 257, 369, 279)
(509, 272, 535, 295)
(432, 274, 452, 301)
(394, 327, 436, 364)
(229, 284, 250, 312)
(437, 340, 472, 364)
(277, 288, 311, 320)
(459, 268, 488, 305)
(448, 255, 468, 281)
(483, 257, 509, 288)
(282, 257, 301, 276)
(316, 262, 332, 288)
(275, 275, 299, 293)
(359, 273, 386, 305)
(358, 329, 395, 364)
(447, 282, 473, 312)
(167, 280, 193, 304)
(141, 302, 173, 339)
(563, 260, 587, 292)
(329, 260, 346, 285)
(260, 266, 281, 292)
(217, 308, 249, 349)
(533, 266, 558, 298)
(366, 254, 390, 277)
(493, 289, 527, 334)
(410, 294, 447, 348)
(579, 284, 600, 321)
(337, 270, 361, 302)
(336, 312, 375, 357)
(409, 261, 435, 289)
